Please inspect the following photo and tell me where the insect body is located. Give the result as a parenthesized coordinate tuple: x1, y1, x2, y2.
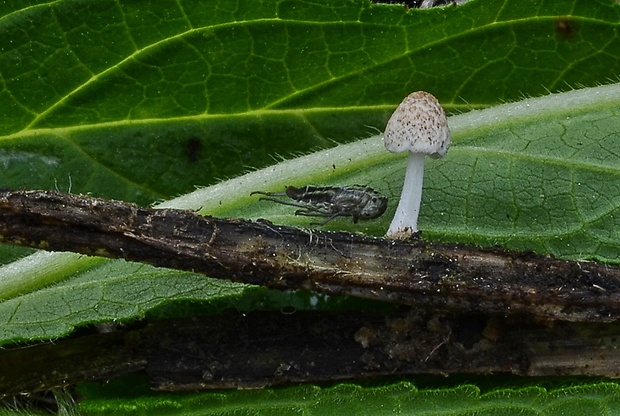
(251, 185, 388, 225)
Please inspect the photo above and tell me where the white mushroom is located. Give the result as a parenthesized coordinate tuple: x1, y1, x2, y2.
(384, 91, 451, 239)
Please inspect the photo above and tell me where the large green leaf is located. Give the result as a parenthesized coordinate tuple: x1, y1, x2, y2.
(0, 0, 618, 204)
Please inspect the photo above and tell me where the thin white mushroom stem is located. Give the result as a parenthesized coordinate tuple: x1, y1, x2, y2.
(387, 152, 425, 237)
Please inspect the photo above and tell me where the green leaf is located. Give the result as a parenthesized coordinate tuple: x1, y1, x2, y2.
(0, 261, 253, 345)
(1, 0, 618, 205)
(77, 381, 620, 415)
(1, 82, 618, 346)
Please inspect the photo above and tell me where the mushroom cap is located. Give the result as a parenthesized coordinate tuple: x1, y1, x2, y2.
(384, 91, 451, 159)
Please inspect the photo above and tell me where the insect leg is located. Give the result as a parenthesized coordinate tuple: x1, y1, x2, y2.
(293, 208, 331, 217)
(310, 213, 346, 226)
(294, 209, 346, 226)
(255, 196, 315, 210)
(250, 191, 287, 197)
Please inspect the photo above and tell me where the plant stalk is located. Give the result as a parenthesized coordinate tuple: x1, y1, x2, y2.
(0, 190, 619, 322)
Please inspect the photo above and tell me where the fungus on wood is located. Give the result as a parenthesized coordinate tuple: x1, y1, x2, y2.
(383, 91, 451, 239)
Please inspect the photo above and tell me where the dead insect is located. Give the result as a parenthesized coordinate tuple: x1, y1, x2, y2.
(251, 185, 388, 225)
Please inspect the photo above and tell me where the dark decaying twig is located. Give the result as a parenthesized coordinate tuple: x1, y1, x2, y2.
(2, 310, 620, 396)
(0, 190, 619, 322)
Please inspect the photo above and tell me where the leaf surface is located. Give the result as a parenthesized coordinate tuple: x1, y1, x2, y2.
(0, 0, 618, 204)
(78, 381, 620, 415)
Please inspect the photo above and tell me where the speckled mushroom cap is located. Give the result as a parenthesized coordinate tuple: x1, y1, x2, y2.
(384, 91, 451, 159)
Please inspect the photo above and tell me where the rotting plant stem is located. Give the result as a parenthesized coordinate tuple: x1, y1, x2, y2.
(0, 190, 619, 322)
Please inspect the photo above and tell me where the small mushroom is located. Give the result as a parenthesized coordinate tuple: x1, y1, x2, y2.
(384, 91, 451, 239)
